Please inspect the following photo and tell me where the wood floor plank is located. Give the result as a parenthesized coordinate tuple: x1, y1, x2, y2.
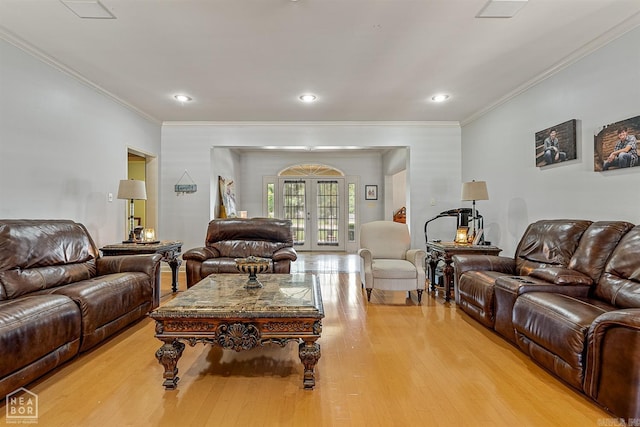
(0, 256, 611, 426)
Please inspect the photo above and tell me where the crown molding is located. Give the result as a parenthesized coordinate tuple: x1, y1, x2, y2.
(0, 26, 161, 125)
(162, 120, 460, 127)
(461, 13, 640, 127)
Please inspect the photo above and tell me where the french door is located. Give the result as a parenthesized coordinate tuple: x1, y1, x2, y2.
(278, 178, 345, 251)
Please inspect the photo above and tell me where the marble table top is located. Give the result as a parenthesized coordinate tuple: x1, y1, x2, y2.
(152, 273, 323, 319)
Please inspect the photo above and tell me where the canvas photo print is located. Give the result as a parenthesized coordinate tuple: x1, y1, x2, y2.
(535, 119, 577, 167)
(594, 115, 640, 172)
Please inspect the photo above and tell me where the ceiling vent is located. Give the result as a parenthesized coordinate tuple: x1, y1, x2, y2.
(476, 0, 528, 18)
(60, 0, 116, 19)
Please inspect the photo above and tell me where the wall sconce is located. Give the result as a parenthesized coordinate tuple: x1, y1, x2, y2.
(455, 227, 469, 244)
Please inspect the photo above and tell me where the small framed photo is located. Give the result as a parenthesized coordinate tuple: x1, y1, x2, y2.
(472, 228, 484, 245)
(365, 185, 378, 200)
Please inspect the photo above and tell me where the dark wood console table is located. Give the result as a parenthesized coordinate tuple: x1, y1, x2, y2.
(426, 241, 501, 302)
(100, 240, 183, 297)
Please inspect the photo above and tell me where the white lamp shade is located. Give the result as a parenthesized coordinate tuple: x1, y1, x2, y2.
(117, 179, 147, 200)
(461, 180, 489, 201)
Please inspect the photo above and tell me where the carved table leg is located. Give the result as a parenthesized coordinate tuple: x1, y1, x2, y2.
(427, 254, 438, 292)
(168, 257, 182, 292)
(299, 340, 321, 390)
(443, 257, 454, 302)
(155, 339, 185, 390)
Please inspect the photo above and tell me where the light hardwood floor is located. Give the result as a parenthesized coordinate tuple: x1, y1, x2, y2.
(1, 254, 610, 426)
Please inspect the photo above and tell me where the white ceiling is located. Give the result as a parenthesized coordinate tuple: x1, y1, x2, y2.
(1, 0, 640, 124)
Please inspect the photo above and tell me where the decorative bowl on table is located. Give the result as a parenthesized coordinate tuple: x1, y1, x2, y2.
(235, 256, 270, 289)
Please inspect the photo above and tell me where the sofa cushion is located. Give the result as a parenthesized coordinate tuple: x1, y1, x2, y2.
(0, 220, 98, 300)
(594, 225, 640, 308)
(212, 240, 288, 258)
(529, 267, 593, 285)
(0, 262, 96, 300)
(372, 259, 417, 279)
(0, 295, 81, 378)
(567, 221, 634, 284)
(493, 275, 592, 343)
(51, 272, 152, 351)
(206, 218, 294, 245)
(513, 292, 609, 390)
(360, 221, 410, 260)
(514, 220, 591, 275)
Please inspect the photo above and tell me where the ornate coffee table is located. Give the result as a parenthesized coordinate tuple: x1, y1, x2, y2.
(150, 273, 324, 390)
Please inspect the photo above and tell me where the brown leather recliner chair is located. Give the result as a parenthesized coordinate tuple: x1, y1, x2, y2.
(183, 218, 297, 288)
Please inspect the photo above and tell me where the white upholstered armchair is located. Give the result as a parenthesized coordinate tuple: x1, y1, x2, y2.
(358, 221, 426, 303)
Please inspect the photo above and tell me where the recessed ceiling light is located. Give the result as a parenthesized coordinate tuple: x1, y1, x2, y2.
(431, 94, 450, 102)
(299, 94, 317, 103)
(174, 94, 192, 103)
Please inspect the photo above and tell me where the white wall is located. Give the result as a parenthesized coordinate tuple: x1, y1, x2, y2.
(237, 150, 382, 221)
(161, 123, 461, 252)
(392, 170, 407, 215)
(461, 26, 640, 257)
(0, 39, 161, 247)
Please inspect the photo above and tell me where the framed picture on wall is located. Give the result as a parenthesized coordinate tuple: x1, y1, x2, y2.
(365, 185, 378, 200)
(218, 176, 238, 217)
(535, 119, 577, 167)
(594, 115, 640, 172)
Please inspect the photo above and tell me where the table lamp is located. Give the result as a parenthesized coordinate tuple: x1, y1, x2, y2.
(461, 180, 489, 242)
(117, 179, 147, 243)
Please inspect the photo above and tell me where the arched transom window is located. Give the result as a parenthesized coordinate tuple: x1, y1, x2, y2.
(279, 164, 344, 177)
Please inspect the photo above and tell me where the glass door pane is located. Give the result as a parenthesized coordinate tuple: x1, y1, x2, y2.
(282, 180, 307, 248)
(278, 177, 345, 252)
(316, 180, 339, 247)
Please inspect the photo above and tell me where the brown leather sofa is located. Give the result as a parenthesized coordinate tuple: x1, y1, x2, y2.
(453, 219, 640, 421)
(0, 219, 161, 398)
(183, 218, 297, 288)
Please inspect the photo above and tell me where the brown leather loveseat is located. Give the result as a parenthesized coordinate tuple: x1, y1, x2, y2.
(183, 218, 297, 288)
(0, 219, 161, 398)
(452, 219, 640, 421)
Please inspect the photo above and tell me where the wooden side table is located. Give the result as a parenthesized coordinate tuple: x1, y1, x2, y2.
(426, 241, 501, 302)
(100, 241, 183, 297)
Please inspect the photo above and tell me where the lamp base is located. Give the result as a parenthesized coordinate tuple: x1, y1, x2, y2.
(122, 230, 137, 244)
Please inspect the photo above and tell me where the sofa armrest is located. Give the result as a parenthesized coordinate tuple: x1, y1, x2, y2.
(358, 249, 373, 288)
(406, 249, 426, 269)
(585, 309, 640, 420)
(453, 254, 516, 283)
(97, 254, 162, 276)
(272, 247, 297, 262)
(358, 248, 372, 264)
(182, 246, 219, 262)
